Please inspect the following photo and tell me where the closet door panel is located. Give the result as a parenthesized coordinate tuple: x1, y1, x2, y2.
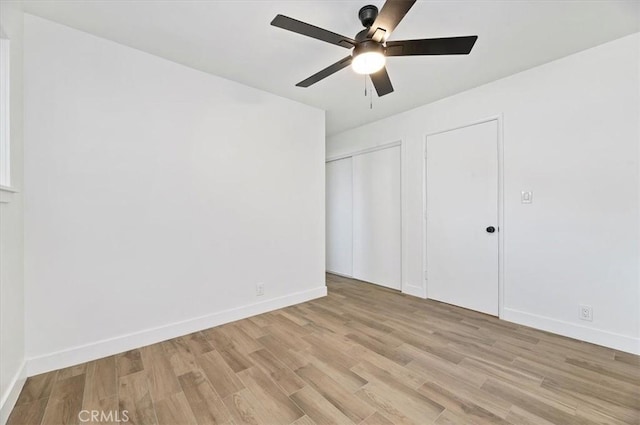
(326, 158, 353, 276)
(352, 146, 401, 289)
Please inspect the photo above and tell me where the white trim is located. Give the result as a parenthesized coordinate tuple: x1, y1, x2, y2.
(402, 285, 425, 299)
(421, 136, 428, 299)
(326, 270, 353, 278)
(496, 115, 505, 319)
(0, 185, 18, 204)
(399, 140, 408, 296)
(325, 140, 402, 163)
(0, 360, 27, 425)
(26, 286, 326, 376)
(351, 155, 355, 278)
(503, 307, 640, 355)
(423, 115, 504, 315)
(0, 38, 10, 188)
(425, 116, 503, 138)
(0, 185, 17, 193)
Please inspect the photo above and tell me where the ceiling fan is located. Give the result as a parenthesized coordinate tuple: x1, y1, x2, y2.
(271, 0, 478, 97)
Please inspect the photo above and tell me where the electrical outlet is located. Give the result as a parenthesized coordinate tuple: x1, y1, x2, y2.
(256, 283, 265, 296)
(579, 304, 593, 321)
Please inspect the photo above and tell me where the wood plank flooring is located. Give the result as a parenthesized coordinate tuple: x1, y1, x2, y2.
(8, 273, 640, 424)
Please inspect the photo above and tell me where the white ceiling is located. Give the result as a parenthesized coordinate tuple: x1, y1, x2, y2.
(21, 0, 640, 135)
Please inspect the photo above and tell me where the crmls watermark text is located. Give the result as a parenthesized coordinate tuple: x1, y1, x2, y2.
(78, 410, 130, 423)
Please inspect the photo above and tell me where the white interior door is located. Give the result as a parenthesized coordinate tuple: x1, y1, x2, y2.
(326, 158, 353, 276)
(426, 120, 499, 315)
(353, 145, 401, 290)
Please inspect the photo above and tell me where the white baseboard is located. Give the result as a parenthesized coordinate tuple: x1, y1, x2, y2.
(402, 284, 426, 299)
(325, 270, 352, 278)
(27, 286, 327, 376)
(502, 307, 640, 355)
(0, 360, 27, 425)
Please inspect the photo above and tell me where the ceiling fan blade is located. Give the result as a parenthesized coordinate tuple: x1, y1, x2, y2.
(271, 15, 356, 48)
(370, 67, 394, 97)
(367, 0, 417, 42)
(386, 36, 478, 56)
(296, 56, 353, 88)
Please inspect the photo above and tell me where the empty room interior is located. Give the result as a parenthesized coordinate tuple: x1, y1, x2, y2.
(1, 0, 639, 424)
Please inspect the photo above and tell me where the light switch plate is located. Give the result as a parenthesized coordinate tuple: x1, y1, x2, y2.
(521, 191, 533, 204)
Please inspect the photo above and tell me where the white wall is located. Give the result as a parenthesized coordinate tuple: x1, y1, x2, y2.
(23, 14, 325, 374)
(328, 33, 640, 354)
(0, 2, 26, 423)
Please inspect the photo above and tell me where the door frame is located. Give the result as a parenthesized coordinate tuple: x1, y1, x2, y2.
(325, 140, 402, 162)
(422, 115, 505, 318)
(326, 140, 404, 293)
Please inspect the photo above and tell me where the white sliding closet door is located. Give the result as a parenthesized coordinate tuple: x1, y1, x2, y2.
(326, 158, 353, 276)
(353, 146, 401, 290)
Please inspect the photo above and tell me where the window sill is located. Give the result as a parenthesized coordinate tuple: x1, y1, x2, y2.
(0, 185, 19, 203)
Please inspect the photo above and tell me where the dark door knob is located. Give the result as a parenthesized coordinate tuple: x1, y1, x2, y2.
(486, 226, 496, 233)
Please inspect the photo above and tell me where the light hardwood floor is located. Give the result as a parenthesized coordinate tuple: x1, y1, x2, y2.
(8, 273, 640, 425)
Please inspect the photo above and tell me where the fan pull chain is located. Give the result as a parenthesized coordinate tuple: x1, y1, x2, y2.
(370, 79, 373, 110)
(363, 76, 374, 110)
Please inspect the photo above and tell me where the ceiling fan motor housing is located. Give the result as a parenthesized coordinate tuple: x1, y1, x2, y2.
(358, 5, 379, 28)
(355, 29, 370, 42)
(353, 40, 385, 58)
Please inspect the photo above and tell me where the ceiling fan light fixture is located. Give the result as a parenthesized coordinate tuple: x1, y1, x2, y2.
(352, 51, 386, 74)
(351, 41, 385, 75)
